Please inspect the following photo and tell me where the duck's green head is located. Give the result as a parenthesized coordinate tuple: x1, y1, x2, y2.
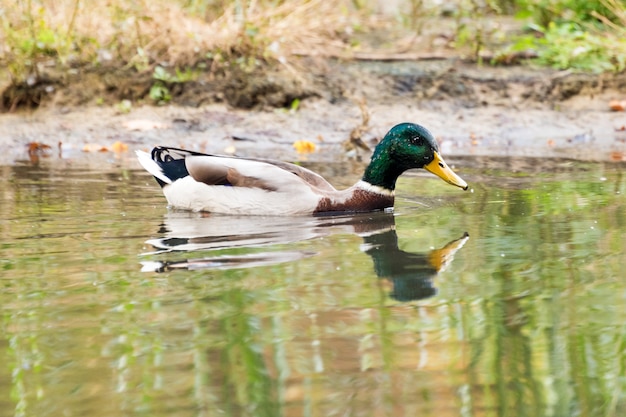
(362, 123, 468, 191)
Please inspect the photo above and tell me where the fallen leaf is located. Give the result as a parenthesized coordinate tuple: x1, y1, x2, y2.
(26, 142, 52, 163)
(27, 142, 51, 155)
(111, 141, 128, 153)
(83, 143, 108, 152)
(547, 139, 555, 147)
(293, 140, 316, 154)
(610, 151, 625, 161)
(609, 100, 626, 111)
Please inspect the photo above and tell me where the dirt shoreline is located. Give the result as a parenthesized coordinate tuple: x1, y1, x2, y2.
(1, 58, 626, 167)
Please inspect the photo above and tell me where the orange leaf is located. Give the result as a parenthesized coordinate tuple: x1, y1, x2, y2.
(609, 100, 626, 111)
(293, 140, 316, 154)
(83, 143, 107, 152)
(111, 141, 128, 153)
(27, 142, 51, 154)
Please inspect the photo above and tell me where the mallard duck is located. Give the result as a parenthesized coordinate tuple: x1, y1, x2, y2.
(136, 122, 468, 215)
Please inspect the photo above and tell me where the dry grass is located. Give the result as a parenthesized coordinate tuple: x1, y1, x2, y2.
(0, 0, 374, 81)
(595, 0, 626, 34)
(3, 0, 626, 103)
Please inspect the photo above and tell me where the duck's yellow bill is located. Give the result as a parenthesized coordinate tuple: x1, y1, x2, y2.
(428, 232, 470, 271)
(424, 151, 468, 190)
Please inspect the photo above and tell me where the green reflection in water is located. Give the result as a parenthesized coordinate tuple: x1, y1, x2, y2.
(0, 157, 625, 417)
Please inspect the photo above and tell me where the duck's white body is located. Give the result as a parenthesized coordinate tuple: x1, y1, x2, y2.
(162, 173, 322, 215)
(136, 149, 393, 215)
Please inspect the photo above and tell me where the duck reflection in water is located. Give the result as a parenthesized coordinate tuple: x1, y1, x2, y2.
(141, 212, 469, 301)
(362, 229, 469, 301)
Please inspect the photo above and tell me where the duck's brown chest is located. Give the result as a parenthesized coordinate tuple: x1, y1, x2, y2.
(314, 189, 394, 214)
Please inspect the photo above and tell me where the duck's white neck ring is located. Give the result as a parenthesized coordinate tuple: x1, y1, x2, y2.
(355, 180, 395, 196)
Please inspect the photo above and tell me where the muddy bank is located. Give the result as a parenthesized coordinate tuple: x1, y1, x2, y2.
(1, 58, 626, 166)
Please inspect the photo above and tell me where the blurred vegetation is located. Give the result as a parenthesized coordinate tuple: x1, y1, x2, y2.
(1, 0, 625, 108)
(493, 0, 626, 71)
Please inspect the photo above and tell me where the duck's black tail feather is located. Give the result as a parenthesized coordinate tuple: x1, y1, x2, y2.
(137, 147, 207, 188)
(151, 146, 207, 162)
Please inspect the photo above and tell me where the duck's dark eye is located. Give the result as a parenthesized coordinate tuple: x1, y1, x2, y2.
(411, 136, 424, 146)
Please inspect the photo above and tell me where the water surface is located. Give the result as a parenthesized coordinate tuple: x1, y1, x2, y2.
(1, 156, 625, 417)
